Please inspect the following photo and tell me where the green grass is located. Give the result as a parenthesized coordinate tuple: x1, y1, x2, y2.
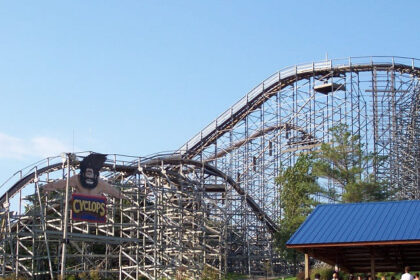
(275, 276, 296, 280)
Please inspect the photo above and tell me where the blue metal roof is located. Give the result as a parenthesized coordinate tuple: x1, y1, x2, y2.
(287, 200, 420, 245)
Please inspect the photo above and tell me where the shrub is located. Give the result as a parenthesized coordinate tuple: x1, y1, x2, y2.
(89, 269, 101, 280)
(310, 266, 335, 280)
(201, 266, 219, 280)
(296, 264, 340, 280)
(223, 273, 245, 280)
(2, 274, 29, 280)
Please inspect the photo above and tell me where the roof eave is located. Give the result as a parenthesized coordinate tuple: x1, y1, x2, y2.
(287, 239, 420, 249)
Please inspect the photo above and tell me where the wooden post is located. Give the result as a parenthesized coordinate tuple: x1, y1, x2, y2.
(370, 253, 375, 279)
(60, 156, 71, 279)
(305, 253, 309, 279)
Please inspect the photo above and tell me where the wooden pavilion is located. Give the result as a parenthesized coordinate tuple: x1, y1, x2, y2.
(286, 201, 420, 276)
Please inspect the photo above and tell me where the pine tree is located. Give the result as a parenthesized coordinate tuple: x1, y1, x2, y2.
(275, 154, 323, 274)
(312, 124, 388, 202)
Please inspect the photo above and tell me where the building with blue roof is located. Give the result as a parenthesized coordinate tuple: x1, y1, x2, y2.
(286, 200, 420, 274)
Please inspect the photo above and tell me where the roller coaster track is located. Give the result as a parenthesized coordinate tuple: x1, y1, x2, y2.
(3, 57, 420, 238)
(0, 155, 280, 234)
(2, 56, 420, 278)
(204, 122, 318, 162)
(179, 56, 420, 158)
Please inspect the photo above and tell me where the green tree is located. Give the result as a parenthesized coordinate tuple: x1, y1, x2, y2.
(275, 154, 323, 274)
(312, 124, 388, 203)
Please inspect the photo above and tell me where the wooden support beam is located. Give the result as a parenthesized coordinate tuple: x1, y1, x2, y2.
(305, 253, 309, 279)
(370, 249, 375, 279)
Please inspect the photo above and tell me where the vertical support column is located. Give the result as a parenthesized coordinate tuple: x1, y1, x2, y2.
(60, 155, 71, 279)
(142, 175, 147, 275)
(31, 189, 36, 275)
(135, 173, 140, 280)
(390, 70, 397, 190)
(244, 109, 251, 277)
(153, 177, 159, 279)
(35, 168, 54, 279)
(370, 253, 375, 279)
(119, 196, 123, 280)
(305, 253, 309, 279)
(1, 204, 5, 276)
(372, 68, 378, 178)
(15, 191, 21, 276)
(5, 193, 14, 275)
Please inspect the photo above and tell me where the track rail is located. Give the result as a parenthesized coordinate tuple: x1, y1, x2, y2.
(0, 155, 279, 234)
(179, 56, 420, 158)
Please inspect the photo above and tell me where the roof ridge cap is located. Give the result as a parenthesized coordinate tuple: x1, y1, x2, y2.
(318, 200, 420, 207)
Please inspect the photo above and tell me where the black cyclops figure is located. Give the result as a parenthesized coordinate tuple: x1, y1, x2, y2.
(42, 153, 125, 199)
(79, 153, 107, 190)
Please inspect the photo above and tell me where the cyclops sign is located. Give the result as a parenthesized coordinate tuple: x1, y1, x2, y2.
(71, 193, 107, 223)
(42, 153, 123, 223)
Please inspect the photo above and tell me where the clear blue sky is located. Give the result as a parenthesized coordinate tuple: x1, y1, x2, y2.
(0, 0, 419, 184)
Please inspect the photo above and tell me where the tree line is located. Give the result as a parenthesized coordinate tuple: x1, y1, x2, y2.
(275, 124, 389, 273)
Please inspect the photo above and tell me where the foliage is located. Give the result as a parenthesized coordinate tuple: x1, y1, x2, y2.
(62, 270, 103, 280)
(275, 125, 390, 276)
(278, 277, 297, 280)
(0, 274, 30, 280)
(275, 154, 323, 273)
(309, 264, 336, 280)
(312, 124, 389, 203)
(77, 272, 89, 280)
(295, 265, 343, 280)
(262, 260, 273, 277)
(201, 266, 219, 280)
(89, 269, 101, 280)
(222, 272, 246, 280)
